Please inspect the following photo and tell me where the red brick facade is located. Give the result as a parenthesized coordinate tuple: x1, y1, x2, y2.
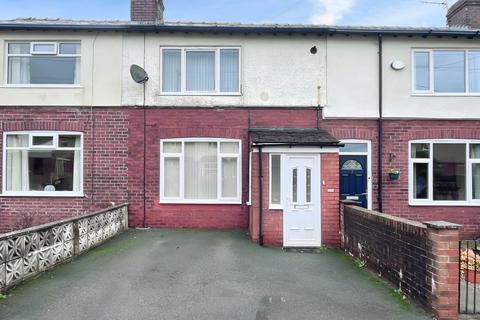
(127, 107, 319, 232)
(323, 118, 480, 240)
(1, 106, 480, 244)
(0, 107, 129, 233)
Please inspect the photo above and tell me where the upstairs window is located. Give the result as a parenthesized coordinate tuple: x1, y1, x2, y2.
(160, 138, 241, 204)
(413, 49, 480, 94)
(3, 132, 83, 196)
(161, 47, 241, 95)
(409, 140, 480, 205)
(7, 42, 81, 86)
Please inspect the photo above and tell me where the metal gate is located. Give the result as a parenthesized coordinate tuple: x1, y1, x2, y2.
(460, 240, 480, 315)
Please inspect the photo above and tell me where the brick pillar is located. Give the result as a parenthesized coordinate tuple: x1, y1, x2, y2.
(424, 221, 462, 320)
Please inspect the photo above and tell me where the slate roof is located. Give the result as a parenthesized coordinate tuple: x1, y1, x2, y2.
(249, 128, 340, 147)
(0, 18, 479, 37)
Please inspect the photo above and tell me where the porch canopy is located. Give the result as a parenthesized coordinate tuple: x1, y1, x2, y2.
(249, 128, 341, 147)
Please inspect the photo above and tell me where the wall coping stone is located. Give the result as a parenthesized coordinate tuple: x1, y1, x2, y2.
(423, 221, 463, 230)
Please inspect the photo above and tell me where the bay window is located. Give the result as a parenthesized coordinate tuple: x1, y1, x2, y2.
(409, 140, 480, 205)
(161, 47, 241, 95)
(160, 139, 241, 203)
(413, 49, 480, 94)
(2, 132, 83, 196)
(7, 42, 81, 86)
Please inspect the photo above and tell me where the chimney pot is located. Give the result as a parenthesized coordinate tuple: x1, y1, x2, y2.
(131, 0, 164, 23)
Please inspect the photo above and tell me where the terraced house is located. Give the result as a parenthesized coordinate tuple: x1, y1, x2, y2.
(1, 0, 480, 247)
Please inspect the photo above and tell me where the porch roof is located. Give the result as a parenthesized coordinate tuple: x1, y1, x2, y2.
(249, 128, 340, 147)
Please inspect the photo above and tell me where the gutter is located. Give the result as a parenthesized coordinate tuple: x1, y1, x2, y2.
(1, 23, 480, 38)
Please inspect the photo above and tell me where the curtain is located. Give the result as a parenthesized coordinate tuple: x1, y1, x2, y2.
(469, 51, 480, 93)
(72, 150, 81, 192)
(220, 49, 239, 92)
(6, 135, 29, 191)
(72, 135, 81, 192)
(186, 51, 215, 91)
(221, 158, 237, 198)
(473, 164, 480, 200)
(162, 49, 181, 92)
(8, 57, 30, 84)
(74, 57, 81, 85)
(184, 142, 217, 199)
(164, 158, 180, 197)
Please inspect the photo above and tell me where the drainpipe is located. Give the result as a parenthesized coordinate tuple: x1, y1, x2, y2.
(377, 34, 383, 213)
(142, 33, 147, 228)
(258, 146, 264, 246)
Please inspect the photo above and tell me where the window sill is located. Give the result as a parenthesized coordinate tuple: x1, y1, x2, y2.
(159, 92, 242, 97)
(0, 192, 84, 198)
(409, 201, 480, 207)
(411, 93, 480, 97)
(159, 199, 242, 205)
(2, 85, 83, 89)
(269, 205, 283, 210)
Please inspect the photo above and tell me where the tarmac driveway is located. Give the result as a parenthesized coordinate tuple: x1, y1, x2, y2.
(0, 229, 430, 320)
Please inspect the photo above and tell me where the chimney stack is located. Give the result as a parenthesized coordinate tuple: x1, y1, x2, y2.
(131, 0, 164, 23)
(447, 0, 480, 28)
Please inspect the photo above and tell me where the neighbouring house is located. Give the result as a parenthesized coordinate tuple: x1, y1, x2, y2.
(1, 0, 480, 247)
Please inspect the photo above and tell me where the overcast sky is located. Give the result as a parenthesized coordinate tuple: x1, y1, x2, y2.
(0, 0, 449, 27)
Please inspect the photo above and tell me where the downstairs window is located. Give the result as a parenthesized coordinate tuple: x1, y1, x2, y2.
(409, 140, 480, 205)
(160, 138, 241, 203)
(3, 132, 83, 196)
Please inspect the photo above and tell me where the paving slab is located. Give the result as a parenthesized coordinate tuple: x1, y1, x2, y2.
(0, 229, 431, 320)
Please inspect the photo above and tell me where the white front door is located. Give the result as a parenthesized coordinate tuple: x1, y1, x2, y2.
(283, 154, 321, 247)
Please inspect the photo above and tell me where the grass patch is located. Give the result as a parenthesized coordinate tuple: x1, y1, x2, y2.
(0, 293, 7, 300)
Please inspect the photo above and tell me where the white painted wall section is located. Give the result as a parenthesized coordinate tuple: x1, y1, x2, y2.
(0, 31, 122, 106)
(122, 33, 327, 107)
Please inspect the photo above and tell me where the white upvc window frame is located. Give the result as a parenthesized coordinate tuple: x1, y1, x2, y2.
(5, 41, 82, 88)
(269, 153, 285, 210)
(408, 139, 480, 206)
(30, 42, 58, 55)
(1, 131, 84, 197)
(160, 138, 242, 204)
(159, 46, 242, 96)
(412, 48, 480, 96)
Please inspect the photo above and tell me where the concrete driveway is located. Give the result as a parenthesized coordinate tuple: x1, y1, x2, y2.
(0, 229, 430, 320)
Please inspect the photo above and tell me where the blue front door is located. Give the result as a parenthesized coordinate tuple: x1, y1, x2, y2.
(340, 155, 368, 208)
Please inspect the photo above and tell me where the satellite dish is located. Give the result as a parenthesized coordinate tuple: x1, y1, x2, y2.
(130, 64, 149, 84)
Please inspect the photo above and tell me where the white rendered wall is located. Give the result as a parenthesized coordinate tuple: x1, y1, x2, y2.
(122, 33, 327, 107)
(0, 31, 123, 106)
(324, 35, 480, 119)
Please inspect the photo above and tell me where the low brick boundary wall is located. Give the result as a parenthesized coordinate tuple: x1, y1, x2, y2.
(340, 202, 461, 320)
(0, 203, 128, 293)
